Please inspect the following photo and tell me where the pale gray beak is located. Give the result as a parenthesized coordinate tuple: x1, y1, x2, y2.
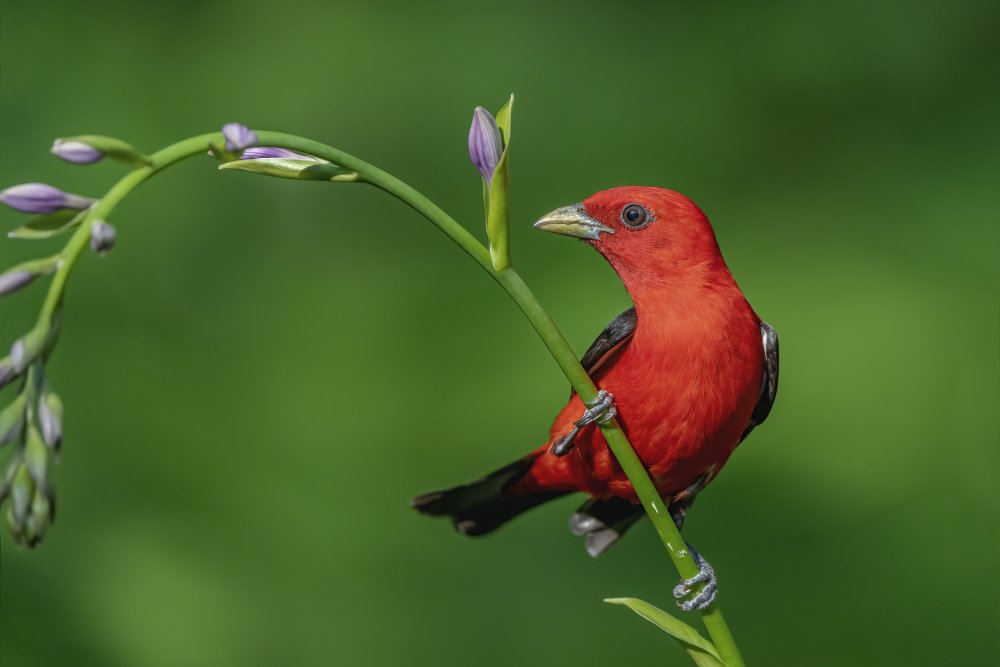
(533, 203, 614, 240)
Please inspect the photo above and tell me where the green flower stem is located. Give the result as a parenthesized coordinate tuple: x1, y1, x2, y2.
(37, 134, 221, 326)
(252, 132, 746, 667)
(33, 130, 744, 666)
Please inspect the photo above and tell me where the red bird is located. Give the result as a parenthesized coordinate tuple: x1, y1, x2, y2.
(413, 187, 778, 611)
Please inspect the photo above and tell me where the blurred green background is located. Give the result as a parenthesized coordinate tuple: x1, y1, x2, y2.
(1, 1, 997, 665)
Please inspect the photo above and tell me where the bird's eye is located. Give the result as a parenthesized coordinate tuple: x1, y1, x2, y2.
(620, 203, 651, 228)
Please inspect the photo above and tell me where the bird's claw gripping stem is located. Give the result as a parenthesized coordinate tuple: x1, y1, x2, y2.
(551, 390, 617, 456)
(672, 549, 718, 612)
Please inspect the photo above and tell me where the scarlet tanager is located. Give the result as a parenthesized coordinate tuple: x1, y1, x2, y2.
(413, 187, 778, 611)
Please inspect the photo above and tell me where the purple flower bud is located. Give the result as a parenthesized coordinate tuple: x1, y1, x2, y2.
(222, 123, 258, 152)
(10, 326, 47, 374)
(89, 220, 116, 254)
(468, 107, 504, 186)
(0, 270, 35, 297)
(0, 183, 92, 215)
(51, 139, 103, 164)
(239, 147, 323, 161)
(38, 394, 63, 450)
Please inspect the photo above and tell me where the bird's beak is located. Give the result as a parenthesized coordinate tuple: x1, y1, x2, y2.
(533, 204, 614, 240)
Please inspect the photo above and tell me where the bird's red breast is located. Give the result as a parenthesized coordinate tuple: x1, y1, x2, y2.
(516, 187, 764, 502)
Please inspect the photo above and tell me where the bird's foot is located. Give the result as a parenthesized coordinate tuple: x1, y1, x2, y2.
(551, 390, 617, 457)
(672, 550, 717, 612)
(576, 389, 617, 427)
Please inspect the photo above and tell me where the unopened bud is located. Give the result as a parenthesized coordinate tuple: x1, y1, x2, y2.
(0, 183, 92, 215)
(8, 463, 33, 530)
(219, 153, 356, 182)
(23, 490, 55, 547)
(0, 270, 34, 297)
(468, 107, 503, 187)
(0, 257, 60, 298)
(38, 392, 63, 450)
(222, 123, 258, 153)
(0, 395, 27, 447)
(24, 426, 48, 487)
(89, 220, 116, 254)
(240, 147, 321, 161)
(51, 139, 102, 164)
(10, 326, 49, 374)
(51, 135, 150, 167)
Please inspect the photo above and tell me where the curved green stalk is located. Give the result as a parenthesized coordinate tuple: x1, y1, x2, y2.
(252, 132, 746, 666)
(31, 130, 745, 666)
(37, 134, 221, 326)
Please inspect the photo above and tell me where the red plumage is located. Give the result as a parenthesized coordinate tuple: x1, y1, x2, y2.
(516, 187, 763, 502)
(413, 186, 775, 548)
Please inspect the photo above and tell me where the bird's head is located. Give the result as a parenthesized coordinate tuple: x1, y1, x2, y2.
(534, 186, 728, 291)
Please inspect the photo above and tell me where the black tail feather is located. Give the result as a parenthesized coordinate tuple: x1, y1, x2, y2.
(411, 456, 567, 536)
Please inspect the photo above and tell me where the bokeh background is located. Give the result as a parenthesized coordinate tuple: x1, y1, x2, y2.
(1, 1, 997, 665)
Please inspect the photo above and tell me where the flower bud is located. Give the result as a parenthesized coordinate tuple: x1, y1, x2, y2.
(24, 425, 48, 487)
(38, 391, 63, 450)
(0, 270, 34, 297)
(7, 463, 33, 531)
(89, 220, 117, 255)
(0, 256, 60, 298)
(10, 325, 49, 374)
(222, 123, 258, 153)
(51, 139, 102, 164)
(51, 135, 151, 167)
(0, 396, 26, 448)
(468, 107, 503, 187)
(219, 155, 357, 182)
(4, 458, 54, 548)
(0, 183, 92, 215)
(240, 147, 322, 161)
(23, 489, 55, 547)
(473, 95, 514, 271)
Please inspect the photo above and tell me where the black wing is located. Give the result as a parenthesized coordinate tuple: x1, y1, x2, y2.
(571, 307, 638, 398)
(739, 320, 779, 442)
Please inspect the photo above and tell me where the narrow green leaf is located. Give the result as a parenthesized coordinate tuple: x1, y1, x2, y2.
(605, 598, 727, 666)
(486, 93, 514, 270)
(8, 209, 87, 240)
(219, 158, 357, 182)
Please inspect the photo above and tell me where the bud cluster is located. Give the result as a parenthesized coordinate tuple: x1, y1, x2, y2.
(0, 372, 63, 548)
(0, 131, 152, 546)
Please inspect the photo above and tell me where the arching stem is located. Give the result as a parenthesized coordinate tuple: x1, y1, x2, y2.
(32, 129, 745, 667)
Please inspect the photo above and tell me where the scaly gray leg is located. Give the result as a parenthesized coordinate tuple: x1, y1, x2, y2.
(668, 480, 718, 612)
(551, 390, 617, 456)
(672, 545, 718, 611)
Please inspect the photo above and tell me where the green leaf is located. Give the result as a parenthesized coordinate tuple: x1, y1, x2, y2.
(486, 93, 513, 271)
(219, 158, 358, 182)
(605, 598, 727, 666)
(8, 209, 87, 240)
